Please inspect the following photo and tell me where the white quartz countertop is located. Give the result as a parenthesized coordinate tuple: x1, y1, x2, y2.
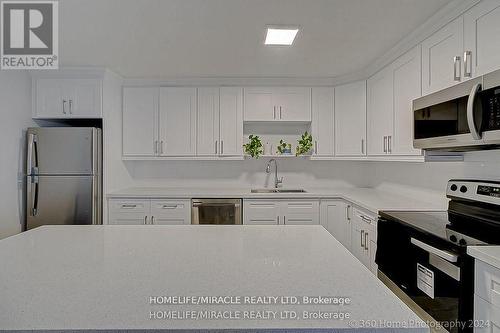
(0, 225, 428, 332)
(467, 246, 500, 269)
(108, 186, 446, 213)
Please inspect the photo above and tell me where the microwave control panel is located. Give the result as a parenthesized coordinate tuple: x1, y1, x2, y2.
(482, 87, 500, 130)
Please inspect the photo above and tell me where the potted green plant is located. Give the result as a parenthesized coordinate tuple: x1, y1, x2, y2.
(296, 131, 313, 156)
(276, 139, 292, 155)
(243, 135, 263, 158)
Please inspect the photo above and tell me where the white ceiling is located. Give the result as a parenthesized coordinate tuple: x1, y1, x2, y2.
(60, 0, 453, 78)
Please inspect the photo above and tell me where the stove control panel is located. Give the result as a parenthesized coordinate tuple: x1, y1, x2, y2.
(447, 180, 500, 205)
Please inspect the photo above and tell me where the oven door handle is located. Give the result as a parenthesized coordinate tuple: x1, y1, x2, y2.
(410, 238, 458, 263)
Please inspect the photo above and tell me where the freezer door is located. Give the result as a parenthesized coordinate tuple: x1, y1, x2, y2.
(26, 175, 100, 230)
(27, 127, 100, 175)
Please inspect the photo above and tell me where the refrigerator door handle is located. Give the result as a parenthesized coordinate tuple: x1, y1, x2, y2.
(27, 133, 39, 174)
(29, 176, 39, 216)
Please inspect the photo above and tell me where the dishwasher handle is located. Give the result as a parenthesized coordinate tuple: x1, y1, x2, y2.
(410, 238, 458, 263)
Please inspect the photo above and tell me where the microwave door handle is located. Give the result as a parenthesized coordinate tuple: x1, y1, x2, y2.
(410, 238, 458, 263)
(467, 83, 482, 140)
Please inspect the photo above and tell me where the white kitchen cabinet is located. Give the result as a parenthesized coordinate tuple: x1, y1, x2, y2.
(244, 87, 311, 122)
(473, 259, 500, 331)
(367, 66, 393, 156)
(311, 88, 334, 156)
(218, 87, 244, 156)
(108, 198, 190, 225)
(197, 88, 220, 156)
(34, 78, 102, 119)
(422, 17, 464, 95)
(122, 87, 159, 157)
(243, 199, 319, 225)
(320, 200, 351, 250)
(464, 0, 500, 78)
(350, 208, 377, 272)
(243, 200, 281, 225)
(334, 81, 367, 156)
(159, 88, 197, 156)
(474, 295, 500, 333)
(392, 46, 422, 156)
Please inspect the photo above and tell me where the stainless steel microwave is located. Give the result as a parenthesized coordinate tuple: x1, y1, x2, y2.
(413, 69, 500, 151)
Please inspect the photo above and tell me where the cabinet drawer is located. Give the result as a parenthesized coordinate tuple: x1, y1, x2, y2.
(474, 295, 500, 333)
(151, 200, 190, 218)
(109, 199, 150, 214)
(475, 260, 500, 308)
(243, 200, 279, 225)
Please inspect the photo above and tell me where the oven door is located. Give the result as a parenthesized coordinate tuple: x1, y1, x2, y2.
(408, 237, 464, 333)
(192, 199, 242, 225)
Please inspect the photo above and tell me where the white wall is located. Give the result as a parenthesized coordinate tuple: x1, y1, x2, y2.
(0, 72, 35, 239)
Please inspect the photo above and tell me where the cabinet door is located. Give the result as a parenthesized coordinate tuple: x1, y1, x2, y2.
(219, 87, 243, 156)
(70, 79, 102, 118)
(334, 81, 367, 156)
(311, 88, 334, 156)
(159, 87, 197, 156)
(367, 66, 393, 156)
(320, 200, 351, 250)
(350, 219, 365, 264)
(122, 87, 158, 157)
(244, 88, 275, 121)
(282, 200, 319, 225)
(150, 199, 191, 225)
(474, 295, 500, 333)
(197, 88, 220, 156)
(464, 0, 500, 78)
(392, 46, 422, 156)
(243, 200, 279, 225)
(369, 240, 378, 275)
(34, 79, 64, 118)
(422, 17, 464, 95)
(274, 87, 311, 121)
(108, 199, 150, 225)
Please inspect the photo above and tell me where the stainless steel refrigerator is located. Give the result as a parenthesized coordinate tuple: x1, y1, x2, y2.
(26, 127, 102, 230)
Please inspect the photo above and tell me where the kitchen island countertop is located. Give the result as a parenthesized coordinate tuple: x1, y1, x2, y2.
(0, 225, 428, 332)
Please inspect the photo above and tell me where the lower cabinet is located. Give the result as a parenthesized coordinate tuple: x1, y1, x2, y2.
(320, 200, 351, 250)
(108, 198, 191, 225)
(243, 199, 319, 225)
(350, 207, 377, 273)
(473, 260, 500, 331)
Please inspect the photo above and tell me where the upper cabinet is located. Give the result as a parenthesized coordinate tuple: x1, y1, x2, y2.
(123, 86, 242, 159)
(464, 0, 500, 78)
(197, 87, 243, 156)
(334, 81, 367, 157)
(311, 87, 334, 156)
(159, 87, 197, 156)
(34, 78, 102, 119)
(244, 87, 311, 122)
(367, 46, 422, 156)
(122, 87, 158, 157)
(421, 17, 464, 95)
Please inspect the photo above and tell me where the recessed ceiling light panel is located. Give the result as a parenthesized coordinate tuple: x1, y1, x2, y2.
(265, 27, 299, 46)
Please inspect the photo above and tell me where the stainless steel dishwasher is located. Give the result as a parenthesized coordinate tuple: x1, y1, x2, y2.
(191, 199, 242, 225)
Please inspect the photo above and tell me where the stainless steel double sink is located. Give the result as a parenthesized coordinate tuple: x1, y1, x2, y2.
(251, 189, 307, 193)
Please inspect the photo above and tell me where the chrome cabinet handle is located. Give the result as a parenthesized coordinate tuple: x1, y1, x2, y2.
(277, 216, 280, 224)
(121, 204, 137, 208)
(361, 230, 364, 248)
(151, 216, 155, 225)
(364, 232, 369, 250)
(273, 106, 276, 119)
(360, 215, 372, 224)
(221, 141, 224, 155)
(383, 136, 387, 153)
(453, 56, 461, 81)
(160, 141, 164, 154)
(144, 216, 148, 224)
(62, 100, 67, 114)
(162, 204, 177, 209)
(314, 141, 318, 154)
(279, 106, 282, 119)
(345, 205, 351, 221)
(215, 141, 218, 154)
(154, 140, 158, 154)
(283, 216, 286, 225)
(388, 136, 392, 153)
(361, 139, 365, 154)
(464, 51, 472, 78)
(69, 100, 73, 114)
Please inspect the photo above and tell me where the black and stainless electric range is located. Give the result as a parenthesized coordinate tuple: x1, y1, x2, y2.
(376, 180, 500, 333)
